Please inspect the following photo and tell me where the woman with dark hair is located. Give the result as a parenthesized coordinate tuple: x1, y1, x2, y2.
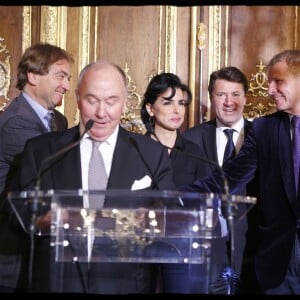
(141, 72, 205, 187)
(141, 72, 208, 293)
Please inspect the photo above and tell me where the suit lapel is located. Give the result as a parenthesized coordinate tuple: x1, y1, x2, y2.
(18, 94, 49, 133)
(49, 127, 82, 189)
(203, 121, 218, 164)
(278, 114, 300, 215)
(244, 119, 252, 136)
(107, 127, 136, 189)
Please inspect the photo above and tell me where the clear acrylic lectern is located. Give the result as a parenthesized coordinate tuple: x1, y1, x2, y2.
(8, 189, 256, 294)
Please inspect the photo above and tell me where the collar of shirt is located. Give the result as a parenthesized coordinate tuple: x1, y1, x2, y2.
(216, 117, 244, 134)
(216, 118, 245, 166)
(22, 91, 49, 128)
(80, 125, 119, 190)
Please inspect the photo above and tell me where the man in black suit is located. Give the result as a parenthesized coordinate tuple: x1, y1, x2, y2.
(183, 66, 257, 294)
(11, 60, 173, 294)
(0, 43, 73, 292)
(184, 50, 300, 295)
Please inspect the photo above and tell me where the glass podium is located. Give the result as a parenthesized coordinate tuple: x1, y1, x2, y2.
(7, 189, 256, 294)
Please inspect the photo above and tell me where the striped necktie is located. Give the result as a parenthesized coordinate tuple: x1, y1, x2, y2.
(45, 111, 56, 132)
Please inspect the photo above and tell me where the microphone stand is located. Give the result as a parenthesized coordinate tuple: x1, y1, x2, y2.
(223, 176, 237, 295)
(151, 132, 238, 294)
(26, 119, 94, 292)
(26, 185, 40, 292)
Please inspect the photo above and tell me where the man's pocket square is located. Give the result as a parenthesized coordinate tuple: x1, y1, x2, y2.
(131, 175, 152, 190)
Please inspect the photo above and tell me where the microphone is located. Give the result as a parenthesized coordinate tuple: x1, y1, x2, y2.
(35, 119, 94, 191)
(26, 120, 94, 293)
(24, 120, 94, 291)
(30, 119, 94, 230)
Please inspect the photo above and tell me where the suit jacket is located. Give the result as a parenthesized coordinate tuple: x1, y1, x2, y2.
(0, 94, 67, 194)
(184, 118, 252, 176)
(12, 125, 173, 294)
(186, 111, 298, 291)
(183, 118, 257, 293)
(146, 130, 207, 187)
(145, 131, 216, 293)
(0, 93, 67, 290)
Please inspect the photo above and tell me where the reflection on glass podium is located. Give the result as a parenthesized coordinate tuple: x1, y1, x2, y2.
(8, 189, 256, 294)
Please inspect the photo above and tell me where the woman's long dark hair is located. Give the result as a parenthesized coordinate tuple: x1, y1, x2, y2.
(140, 72, 192, 133)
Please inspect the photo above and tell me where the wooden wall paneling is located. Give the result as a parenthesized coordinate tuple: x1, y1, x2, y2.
(2, 5, 298, 127)
(296, 6, 300, 49)
(97, 6, 163, 91)
(65, 6, 84, 127)
(96, 6, 166, 132)
(230, 6, 299, 119)
(191, 6, 210, 127)
(204, 6, 231, 122)
(176, 6, 193, 131)
(0, 6, 23, 107)
(185, 6, 210, 129)
(30, 6, 42, 45)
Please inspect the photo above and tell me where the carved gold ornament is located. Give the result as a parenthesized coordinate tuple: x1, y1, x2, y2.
(121, 62, 146, 134)
(244, 59, 276, 119)
(0, 37, 11, 112)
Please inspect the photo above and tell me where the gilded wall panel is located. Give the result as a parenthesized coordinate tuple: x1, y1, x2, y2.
(0, 37, 11, 111)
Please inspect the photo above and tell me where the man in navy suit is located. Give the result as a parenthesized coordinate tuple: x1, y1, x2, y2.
(11, 60, 173, 294)
(183, 66, 257, 294)
(184, 50, 300, 295)
(0, 43, 73, 292)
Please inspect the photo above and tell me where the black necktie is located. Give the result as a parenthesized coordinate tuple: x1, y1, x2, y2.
(292, 116, 300, 192)
(223, 128, 235, 164)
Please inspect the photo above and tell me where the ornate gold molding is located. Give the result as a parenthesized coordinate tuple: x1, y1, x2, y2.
(197, 22, 207, 51)
(0, 37, 11, 111)
(244, 60, 276, 119)
(79, 7, 90, 72)
(157, 6, 163, 74)
(40, 6, 68, 47)
(294, 6, 299, 49)
(207, 6, 230, 120)
(22, 6, 32, 52)
(248, 60, 269, 98)
(208, 6, 222, 75)
(188, 7, 198, 126)
(40, 6, 58, 45)
(73, 7, 92, 127)
(121, 62, 145, 134)
(165, 6, 177, 73)
(39, 6, 68, 117)
(207, 6, 222, 120)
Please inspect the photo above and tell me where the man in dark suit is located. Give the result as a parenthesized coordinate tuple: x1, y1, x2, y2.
(184, 50, 300, 295)
(183, 66, 257, 294)
(11, 60, 173, 294)
(0, 43, 73, 292)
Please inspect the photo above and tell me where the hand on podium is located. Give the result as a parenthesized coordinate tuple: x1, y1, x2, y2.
(35, 209, 69, 232)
